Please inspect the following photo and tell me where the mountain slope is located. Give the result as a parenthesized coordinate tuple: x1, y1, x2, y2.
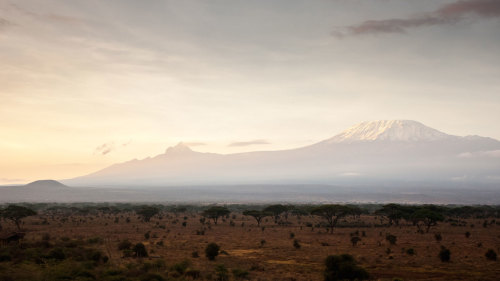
(64, 120, 500, 187)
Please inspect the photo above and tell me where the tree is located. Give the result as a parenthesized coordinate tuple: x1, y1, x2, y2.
(263, 204, 292, 223)
(242, 210, 270, 226)
(1, 205, 37, 231)
(136, 206, 160, 222)
(375, 204, 414, 226)
(311, 205, 352, 234)
(133, 242, 148, 258)
(202, 206, 230, 225)
(324, 254, 369, 281)
(410, 208, 444, 233)
(205, 242, 220, 260)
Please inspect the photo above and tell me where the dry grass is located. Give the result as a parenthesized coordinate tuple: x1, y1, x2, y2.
(3, 213, 499, 280)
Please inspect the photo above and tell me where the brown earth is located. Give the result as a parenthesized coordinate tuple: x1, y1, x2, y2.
(2, 213, 500, 280)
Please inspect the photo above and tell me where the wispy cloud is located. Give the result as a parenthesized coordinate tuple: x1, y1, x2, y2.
(458, 150, 500, 158)
(0, 177, 25, 183)
(94, 142, 115, 155)
(94, 140, 132, 155)
(228, 139, 270, 147)
(0, 17, 13, 29)
(183, 142, 206, 147)
(334, 0, 500, 37)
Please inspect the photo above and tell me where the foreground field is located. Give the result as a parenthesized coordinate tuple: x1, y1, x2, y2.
(0, 204, 499, 280)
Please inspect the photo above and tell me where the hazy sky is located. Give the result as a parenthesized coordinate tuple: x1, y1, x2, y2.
(1, 0, 499, 183)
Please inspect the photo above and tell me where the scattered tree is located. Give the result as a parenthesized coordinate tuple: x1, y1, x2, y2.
(1, 205, 37, 230)
(242, 210, 270, 227)
(203, 207, 230, 225)
(311, 205, 353, 234)
(136, 206, 160, 222)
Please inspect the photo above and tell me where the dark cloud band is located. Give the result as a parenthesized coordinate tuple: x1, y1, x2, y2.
(335, 0, 500, 37)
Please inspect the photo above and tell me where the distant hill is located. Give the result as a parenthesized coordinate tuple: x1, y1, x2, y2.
(64, 120, 500, 187)
(24, 180, 67, 188)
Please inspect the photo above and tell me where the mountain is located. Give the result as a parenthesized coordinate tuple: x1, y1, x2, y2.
(64, 120, 500, 187)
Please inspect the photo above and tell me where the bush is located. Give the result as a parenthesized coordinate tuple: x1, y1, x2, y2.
(47, 247, 66, 261)
(293, 239, 301, 249)
(351, 236, 361, 247)
(465, 231, 471, 238)
(385, 234, 397, 245)
(171, 259, 191, 274)
(485, 249, 497, 261)
(324, 254, 369, 281)
(215, 264, 229, 281)
(439, 246, 450, 262)
(205, 243, 220, 260)
(406, 248, 415, 256)
(434, 233, 442, 242)
(118, 240, 132, 250)
(133, 243, 148, 258)
(232, 268, 249, 279)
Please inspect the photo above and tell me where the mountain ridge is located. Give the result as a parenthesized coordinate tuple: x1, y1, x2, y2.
(63, 120, 500, 187)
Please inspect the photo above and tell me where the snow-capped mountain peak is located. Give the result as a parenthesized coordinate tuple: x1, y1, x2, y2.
(325, 120, 452, 143)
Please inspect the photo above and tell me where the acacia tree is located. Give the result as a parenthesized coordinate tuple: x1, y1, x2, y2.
(376, 204, 406, 226)
(242, 210, 270, 226)
(410, 208, 444, 233)
(136, 206, 160, 222)
(1, 205, 37, 231)
(202, 206, 230, 225)
(311, 205, 352, 234)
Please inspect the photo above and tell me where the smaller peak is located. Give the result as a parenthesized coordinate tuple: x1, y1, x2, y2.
(25, 180, 67, 188)
(165, 142, 195, 154)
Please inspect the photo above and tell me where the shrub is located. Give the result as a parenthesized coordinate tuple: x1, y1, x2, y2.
(385, 234, 397, 245)
(205, 243, 220, 260)
(171, 259, 191, 274)
(465, 231, 471, 238)
(232, 268, 249, 279)
(485, 249, 497, 261)
(215, 264, 229, 281)
(185, 268, 201, 279)
(118, 240, 132, 250)
(192, 251, 199, 258)
(434, 233, 442, 242)
(439, 246, 450, 262)
(133, 243, 148, 258)
(351, 236, 361, 247)
(324, 254, 369, 281)
(47, 247, 66, 261)
(293, 239, 301, 249)
(406, 248, 415, 256)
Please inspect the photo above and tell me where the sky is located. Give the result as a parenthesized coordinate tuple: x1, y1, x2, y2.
(1, 0, 499, 184)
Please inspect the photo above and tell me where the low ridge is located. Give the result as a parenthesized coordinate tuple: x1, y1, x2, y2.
(25, 180, 67, 188)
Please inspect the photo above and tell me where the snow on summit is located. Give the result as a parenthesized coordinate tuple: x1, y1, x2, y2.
(326, 120, 452, 143)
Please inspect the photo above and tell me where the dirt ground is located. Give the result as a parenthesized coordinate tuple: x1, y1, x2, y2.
(4, 213, 500, 280)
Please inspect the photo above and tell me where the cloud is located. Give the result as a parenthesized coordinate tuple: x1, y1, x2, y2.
(94, 140, 132, 155)
(228, 139, 270, 147)
(0, 178, 25, 183)
(334, 0, 500, 37)
(457, 150, 500, 158)
(183, 142, 206, 147)
(94, 142, 115, 155)
(0, 17, 12, 29)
